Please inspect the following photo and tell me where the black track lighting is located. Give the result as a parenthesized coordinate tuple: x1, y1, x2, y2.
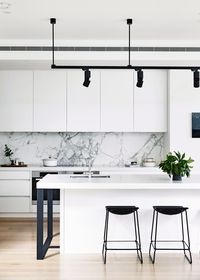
(50, 18, 200, 89)
(136, 69, 143, 88)
(83, 69, 91, 87)
(193, 69, 200, 88)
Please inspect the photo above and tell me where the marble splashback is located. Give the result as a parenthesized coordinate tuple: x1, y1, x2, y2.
(0, 132, 164, 167)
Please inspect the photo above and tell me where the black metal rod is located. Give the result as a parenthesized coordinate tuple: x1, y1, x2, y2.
(51, 64, 200, 70)
(50, 18, 56, 67)
(47, 189, 53, 238)
(181, 212, 186, 255)
(42, 236, 53, 256)
(50, 18, 200, 72)
(52, 23, 55, 66)
(37, 189, 44, 260)
(128, 22, 131, 66)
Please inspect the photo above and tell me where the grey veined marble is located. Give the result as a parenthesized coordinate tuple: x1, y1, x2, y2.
(0, 132, 164, 166)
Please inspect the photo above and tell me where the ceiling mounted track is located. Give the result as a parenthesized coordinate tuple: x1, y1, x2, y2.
(50, 18, 200, 87)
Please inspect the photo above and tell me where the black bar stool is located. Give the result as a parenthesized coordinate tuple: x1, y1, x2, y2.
(149, 206, 192, 264)
(102, 206, 143, 264)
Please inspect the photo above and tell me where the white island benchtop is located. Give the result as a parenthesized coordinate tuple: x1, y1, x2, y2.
(37, 173, 200, 189)
(37, 173, 200, 255)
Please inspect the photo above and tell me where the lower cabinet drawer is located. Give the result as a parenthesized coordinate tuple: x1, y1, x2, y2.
(0, 171, 30, 180)
(0, 197, 30, 212)
(0, 180, 30, 196)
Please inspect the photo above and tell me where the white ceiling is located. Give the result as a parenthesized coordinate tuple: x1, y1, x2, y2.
(1, 0, 200, 41)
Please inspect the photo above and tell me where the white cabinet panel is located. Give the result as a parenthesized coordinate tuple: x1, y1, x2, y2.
(0, 181, 30, 196)
(0, 71, 33, 131)
(134, 70, 167, 132)
(0, 171, 30, 180)
(34, 71, 67, 131)
(101, 71, 134, 131)
(0, 197, 30, 212)
(67, 71, 100, 131)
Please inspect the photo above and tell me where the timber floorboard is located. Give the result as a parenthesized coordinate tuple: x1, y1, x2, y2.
(0, 219, 200, 280)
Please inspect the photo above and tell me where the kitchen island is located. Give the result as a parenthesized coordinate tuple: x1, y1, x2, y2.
(37, 174, 200, 259)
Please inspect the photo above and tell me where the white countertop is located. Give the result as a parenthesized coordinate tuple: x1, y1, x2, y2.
(0, 165, 162, 174)
(37, 174, 200, 190)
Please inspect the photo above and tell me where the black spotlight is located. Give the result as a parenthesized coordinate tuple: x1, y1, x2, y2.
(193, 69, 200, 88)
(136, 69, 143, 88)
(83, 69, 91, 87)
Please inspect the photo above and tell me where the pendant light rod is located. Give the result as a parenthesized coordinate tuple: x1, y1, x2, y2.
(127, 18, 132, 67)
(49, 18, 200, 71)
(50, 18, 56, 67)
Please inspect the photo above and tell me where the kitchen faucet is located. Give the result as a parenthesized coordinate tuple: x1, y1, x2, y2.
(86, 159, 93, 178)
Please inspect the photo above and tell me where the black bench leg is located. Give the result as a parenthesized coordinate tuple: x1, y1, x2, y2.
(37, 189, 54, 260)
(37, 189, 44, 260)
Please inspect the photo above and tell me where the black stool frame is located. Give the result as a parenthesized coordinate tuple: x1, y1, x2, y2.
(102, 208, 143, 264)
(149, 208, 192, 264)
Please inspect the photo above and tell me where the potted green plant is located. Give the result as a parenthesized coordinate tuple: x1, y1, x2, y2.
(4, 144, 14, 164)
(159, 151, 194, 181)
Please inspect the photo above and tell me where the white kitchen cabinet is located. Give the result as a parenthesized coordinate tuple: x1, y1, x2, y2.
(0, 171, 30, 180)
(101, 71, 134, 131)
(67, 71, 100, 131)
(133, 70, 167, 132)
(0, 171, 31, 213)
(0, 197, 30, 213)
(33, 71, 67, 131)
(0, 181, 30, 196)
(0, 71, 33, 131)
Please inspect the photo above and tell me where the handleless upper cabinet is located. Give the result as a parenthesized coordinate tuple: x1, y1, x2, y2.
(67, 71, 101, 131)
(33, 71, 67, 132)
(0, 71, 33, 131)
(100, 71, 134, 131)
(133, 70, 167, 132)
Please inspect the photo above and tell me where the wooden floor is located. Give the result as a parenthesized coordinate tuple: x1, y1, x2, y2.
(0, 219, 200, 280)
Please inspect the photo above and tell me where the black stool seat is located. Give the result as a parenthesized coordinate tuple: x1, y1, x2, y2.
(106, 206, 139, 215)
(153, 206, 188, 215)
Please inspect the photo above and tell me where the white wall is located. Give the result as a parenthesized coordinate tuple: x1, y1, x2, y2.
(168, 70, 200, 172)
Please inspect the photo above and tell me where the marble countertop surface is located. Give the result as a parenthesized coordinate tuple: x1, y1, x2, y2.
(0, 165, 162, 173)
(37, 174, 200, 190)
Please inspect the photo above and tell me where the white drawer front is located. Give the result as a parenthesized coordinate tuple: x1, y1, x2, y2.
(0, 197, 30, 212)
(0, 180, 30, 196)
(0, 171, 30, 180)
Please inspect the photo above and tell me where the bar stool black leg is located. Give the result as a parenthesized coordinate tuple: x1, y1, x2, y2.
(149, 210, 158, 264)
(135, 210, 143, 264)
(181, 212, 186, 256)
(102, 210, 109, 264)
(149, 209, 155, 263)
(184, 210, 192, 264)
(102, 211, 107, 258)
